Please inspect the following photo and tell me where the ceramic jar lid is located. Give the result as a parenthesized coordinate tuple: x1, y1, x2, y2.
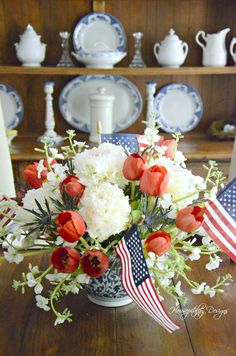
(161, 29, 181, 44)
(89, 87, 115, 104)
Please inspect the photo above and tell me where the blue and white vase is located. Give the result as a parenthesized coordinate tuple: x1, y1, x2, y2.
(85, 257, 133, 307)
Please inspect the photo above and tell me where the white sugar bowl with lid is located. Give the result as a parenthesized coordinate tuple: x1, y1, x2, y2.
(15, 24, 46, 67)
(89, 87, 115, 143)
(153, 29, 188, 67)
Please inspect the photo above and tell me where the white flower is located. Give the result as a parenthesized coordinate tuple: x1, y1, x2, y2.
(45, 272, 67, 282)
(191, 282, 206, 295)
(206, 255, 222, 270)
(49, 148, 64, 160)
(46, 164, 67, 184)
(174, 150, 186, 167)
(175, 281, 184, 296)
(4, 247, 24, 264)
(76, 274, 90, 284)
(159, 194, 172, 210)
(188, 247, 201, 261)
(35, 295, 50, 311)
(79, 182, 131, 242)
(55, 314, 67, 325)
(144, 127, 160, 145)
(15, 184, 61, 227)
(37, 160, 45, 179)
(34, 283, 43, 294)
(204, 285, 216, 298)
(74, 143, 127, 187)
(202, 235, 212, 245)
(194, 176, 206, 191)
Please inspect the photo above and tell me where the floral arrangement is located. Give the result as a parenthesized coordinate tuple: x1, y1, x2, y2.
(0, 128, 233, 326)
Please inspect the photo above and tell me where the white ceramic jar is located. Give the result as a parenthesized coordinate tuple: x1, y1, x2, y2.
(153, 29, 188, 67)
(15, 24, 46, 67)
(89, 87, 115, 143)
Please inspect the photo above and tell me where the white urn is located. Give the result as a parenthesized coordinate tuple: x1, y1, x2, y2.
(15, 24, 46, 67)
(153, 29, 188, 67)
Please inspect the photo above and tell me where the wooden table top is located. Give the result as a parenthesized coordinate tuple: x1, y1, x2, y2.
(9, 132, 234, 162)
(0, 253, 235, 356)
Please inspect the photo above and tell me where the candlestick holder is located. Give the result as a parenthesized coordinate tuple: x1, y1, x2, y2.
(129, 32, 147, 67)
(38, 81, 64, 144)
(145, 81, 157, 127)
(57, 32, 74, 67)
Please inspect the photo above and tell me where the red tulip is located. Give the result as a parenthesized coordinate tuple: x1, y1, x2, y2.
(56, 210, 86, 242)
(60, 175, 84, 203)
(23, 159, 57, 189)
(140, 165, 169, 196)
(123, 153, 146, 180)
(81, 249, 109, 278)
(145, 231, 171, 256)
(157, 138, 177, 160)
(51, 246, 80, 273)
(176, 206, 205, 233)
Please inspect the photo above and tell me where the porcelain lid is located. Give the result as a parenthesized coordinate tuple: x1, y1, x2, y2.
(20, 24, 41, 39)
(162, 29, 181, 43)
(89, 87, 115, 101)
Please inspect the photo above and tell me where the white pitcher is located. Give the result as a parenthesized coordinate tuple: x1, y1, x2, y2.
(230, 37, 236, 65)
(195, 28, 230, 67)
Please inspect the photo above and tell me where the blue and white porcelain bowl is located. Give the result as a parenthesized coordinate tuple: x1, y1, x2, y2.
(71, 51, 126, 68)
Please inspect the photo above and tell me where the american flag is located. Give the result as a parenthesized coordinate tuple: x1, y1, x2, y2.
(0, 195, 15, 228)
(101, 133, 139, 154)
(202, 178, 236, 263)
(116, 225, 180, 333)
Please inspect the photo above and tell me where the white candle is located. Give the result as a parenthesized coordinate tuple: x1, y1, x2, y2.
(0, 99, 16, 196)
(229, 136, 236, 182)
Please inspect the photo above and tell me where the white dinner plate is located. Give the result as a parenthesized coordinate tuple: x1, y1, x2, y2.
(59, 74, 142, 133)
(0, 83, 24, 129)
(154, 83, 203, 133)
(73, 12, 126, 53)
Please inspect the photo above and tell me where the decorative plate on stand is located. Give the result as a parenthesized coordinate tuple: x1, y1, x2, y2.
(59, 74, 142, 133)
(73, 12, 126, 53)
(154, 83, 203, 133)
(0, 83, 24, 129)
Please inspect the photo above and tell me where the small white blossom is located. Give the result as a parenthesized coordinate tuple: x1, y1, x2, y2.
(37, 160, 45, 179)
(55, 314, 67, 325)
(46, 164, 67, 183)
(206, 255, 222, 271)
(49, 148, 64, 160)
(35, 295, 50, 311)
(174, 150, 186, 166)
(175, 281, 184, 297)
(144, 127, 160, 145)
(76, 274, 90, 284)
(202, 236, 212, 245)
(191, 282, 206, 295)
(55, 236, 64, 245)
(4, 247, 24, 264)
(188, 247, 201, 261)
(34, 283, 43, 294)
(45, 272, 68, 282)
(204, 285, 216, 298)
(159, 194, 172, 210)
(204, 186, 218, 200)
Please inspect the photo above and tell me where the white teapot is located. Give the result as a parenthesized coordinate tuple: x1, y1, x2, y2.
(195, 28, 230, 67)
(153, 29, 188, 67)
(15, 24, 46, 67)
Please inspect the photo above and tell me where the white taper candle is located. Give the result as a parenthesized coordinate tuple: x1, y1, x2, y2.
(0, 99, 16, 196)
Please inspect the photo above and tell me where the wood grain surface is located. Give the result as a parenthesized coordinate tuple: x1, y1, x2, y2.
(0, 253, 235, 356)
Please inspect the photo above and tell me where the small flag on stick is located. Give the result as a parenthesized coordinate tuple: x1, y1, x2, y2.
(116, 225, 180, 333)
(101, 133, 139, 154)
(202, 177, 236, 263)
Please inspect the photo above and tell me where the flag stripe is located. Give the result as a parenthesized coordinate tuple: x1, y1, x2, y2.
(202, 216, 236, 262)
(209, 200, 236, 238)
(204, 206, 236, 248)
(117, 239, 177, 332)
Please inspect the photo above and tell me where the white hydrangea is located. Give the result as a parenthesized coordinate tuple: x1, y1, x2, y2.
(74, 143, 128, 187)
(15, 183, 61, 227)
(79, 182, 131, 242)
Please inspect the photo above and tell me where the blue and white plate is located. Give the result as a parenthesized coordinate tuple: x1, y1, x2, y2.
(73, 12, 126, 53)
(0, 83, 24, 129)
(59, 74, 142, 133)
(154, 83, 203, 133)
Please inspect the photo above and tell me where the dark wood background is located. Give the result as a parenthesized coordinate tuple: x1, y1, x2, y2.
(0, 0, 236, 136)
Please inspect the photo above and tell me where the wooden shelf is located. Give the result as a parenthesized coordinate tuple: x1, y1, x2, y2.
(1, 66, 236, 76)
(9, 132, 234, 162)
